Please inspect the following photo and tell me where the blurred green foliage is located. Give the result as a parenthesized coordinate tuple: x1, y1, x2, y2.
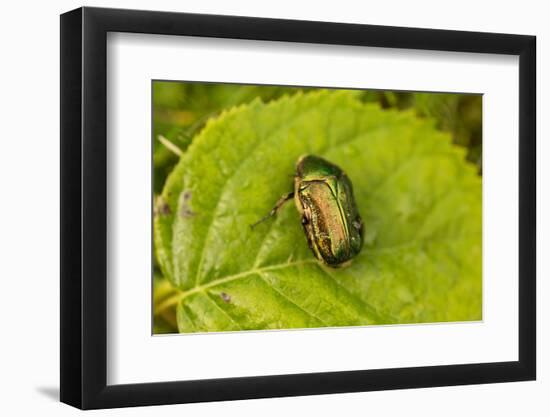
(153, 273, 178, 334)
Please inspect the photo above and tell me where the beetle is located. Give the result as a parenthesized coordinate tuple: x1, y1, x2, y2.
(252, 154, 363, 267)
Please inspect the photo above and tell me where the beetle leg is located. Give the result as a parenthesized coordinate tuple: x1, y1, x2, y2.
(250, 191, 295, 229)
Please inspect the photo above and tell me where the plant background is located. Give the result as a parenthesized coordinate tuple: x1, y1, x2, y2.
(152, 81, 482, 334)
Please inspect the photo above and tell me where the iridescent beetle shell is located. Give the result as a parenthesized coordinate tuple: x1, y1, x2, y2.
(294, 155, 363, 267)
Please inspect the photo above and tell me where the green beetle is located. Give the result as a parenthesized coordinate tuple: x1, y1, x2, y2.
(252, 155, 363, 267)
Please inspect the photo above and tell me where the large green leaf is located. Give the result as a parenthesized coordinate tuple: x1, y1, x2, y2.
(154, 90, 482, 332)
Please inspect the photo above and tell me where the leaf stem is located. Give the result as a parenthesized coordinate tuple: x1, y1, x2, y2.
(157, 134, 183, 157)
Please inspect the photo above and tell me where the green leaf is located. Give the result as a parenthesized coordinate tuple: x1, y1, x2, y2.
(155, 90, 482, 332)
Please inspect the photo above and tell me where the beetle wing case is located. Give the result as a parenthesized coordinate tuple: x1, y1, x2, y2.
(294, 155, 363, 267)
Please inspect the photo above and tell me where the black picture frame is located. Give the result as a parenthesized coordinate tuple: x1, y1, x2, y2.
(60, 6, 536, 410)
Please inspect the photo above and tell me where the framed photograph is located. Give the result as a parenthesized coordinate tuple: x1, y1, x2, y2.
(60, 6, 536, 409)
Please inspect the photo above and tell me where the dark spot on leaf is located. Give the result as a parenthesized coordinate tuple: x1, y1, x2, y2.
(220, 292, 231, 303)
(155, 197, 171, 216)
(179, 190, 196, 218)
(180, 207, 195, 218)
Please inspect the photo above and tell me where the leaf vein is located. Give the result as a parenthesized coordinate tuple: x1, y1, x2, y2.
(315, 264, 391, 324)
(203, 292, 243, 330)
(157, 233, 478, 316)
(257, 272, 329, 326)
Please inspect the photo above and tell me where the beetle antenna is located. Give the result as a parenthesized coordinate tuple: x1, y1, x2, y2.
(250, 213, 273, 229)
(250, 191, 295, 229)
